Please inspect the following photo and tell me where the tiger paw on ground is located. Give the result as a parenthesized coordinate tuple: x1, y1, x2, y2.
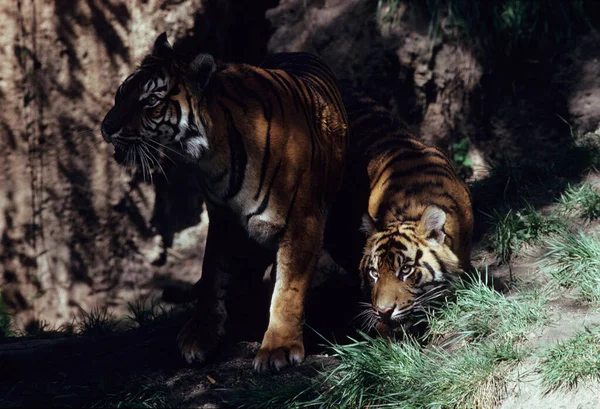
(252, 338, 305, 373)
(177, 316, 222, 364)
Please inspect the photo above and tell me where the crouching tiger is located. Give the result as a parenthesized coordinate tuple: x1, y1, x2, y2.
(101, 33, 348, 372)
(325, 90, 473, 336)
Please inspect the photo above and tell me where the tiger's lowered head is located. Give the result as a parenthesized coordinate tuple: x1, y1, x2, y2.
(345, 91, 474, 336)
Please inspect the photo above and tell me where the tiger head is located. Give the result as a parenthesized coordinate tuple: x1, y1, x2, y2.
(358, 205, 462, 334)
(101, 33, 217, 168)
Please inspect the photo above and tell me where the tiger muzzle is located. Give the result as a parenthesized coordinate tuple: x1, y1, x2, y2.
(101, 128, 112, 143)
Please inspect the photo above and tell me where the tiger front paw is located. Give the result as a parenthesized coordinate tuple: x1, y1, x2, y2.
(177, 316, 222, 364)
(252, 331, 305, 373)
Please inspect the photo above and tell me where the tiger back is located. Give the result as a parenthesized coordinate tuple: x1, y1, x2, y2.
(101, 33, 348, 372)
(326, 90, 473, 336)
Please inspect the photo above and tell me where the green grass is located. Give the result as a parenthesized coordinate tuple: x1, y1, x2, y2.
(451, 137, 473, 180)
(89, 376, 176, 409)
(126, 295, 168, 328)
(232, 273, 539, 408)
(559, 182, 600, 221)
(426, 274, 549, 344)
(538, 326, 600, 391)
(470, 130, 600, 234)
(488, 205, 566, 264)
(76, 306, 119, 336)
(235, 333, 524, 409)
(543, 230, 600, 304)
(425, 339, 524, 409)
(228, 378, 315, 409)
(320, 335, 525, 409)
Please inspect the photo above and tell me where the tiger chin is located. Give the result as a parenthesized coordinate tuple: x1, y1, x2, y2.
(332, 90, 474, 337)
(100, 33, 348, 372)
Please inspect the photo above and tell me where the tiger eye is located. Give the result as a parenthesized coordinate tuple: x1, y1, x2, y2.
(146, 95, 159, 106)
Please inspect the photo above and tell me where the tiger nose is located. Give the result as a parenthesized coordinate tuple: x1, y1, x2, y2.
(101, 108, 120, 143)
(101, 128, 112, 142)
(376, 304, 395, 321)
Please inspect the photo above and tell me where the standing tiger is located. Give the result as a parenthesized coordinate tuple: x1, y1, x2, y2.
(325, 90, 473, 336)
(100, 33, 348, 372)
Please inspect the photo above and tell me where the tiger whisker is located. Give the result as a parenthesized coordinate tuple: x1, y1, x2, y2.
(132, 144, 139, 171)
(366, 315, 378, 333)
(135, 145, 147, 182)
(143, 147, 152, 184)
(140, 144, 150, 183)
(358, 312, 370, 329)
(144, 141, 177, 167)
(359, 316, 371, 332)
(354, 314, 371, 325)
(141, 143, 169, 183)
(140, 144, 154, 184)
(125, 144, 134, 168)
(415, 285, 448, 302)
(355, 307, 380, 333)
(147, 138, 184, 157)
(415, 291, 443, 301)
(353, 308, 375, 319)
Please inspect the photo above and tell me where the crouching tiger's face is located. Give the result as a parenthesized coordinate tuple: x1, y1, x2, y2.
(100, 33, 216, 168)
(358, 206, 462, 334)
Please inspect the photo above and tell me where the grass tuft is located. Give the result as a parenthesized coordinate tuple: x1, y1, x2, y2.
(538, 326, 600, 391)
(488, 205, 565, 264)
(426, 339, 525, 409)
(426, 274, 549, 344)
(559, 182, 600, 221)
(126, 295, 168, 328)
(227, 378, 315, 409)
(24, 319, 53, 337)
(76, 306, 119, 336)
(315, 334, 427, 408)
(89, 376, 176, 409)
(543, 230, 600, 304)
(295, 333, 524, 409)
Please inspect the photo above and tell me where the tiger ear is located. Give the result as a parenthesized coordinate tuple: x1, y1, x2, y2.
(418, 205, 446, 245)
(188, 53, 217, 91)
(360, 213, 378, 235)
(152, 32, 177, 60)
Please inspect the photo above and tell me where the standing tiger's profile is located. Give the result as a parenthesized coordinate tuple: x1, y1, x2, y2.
(101, 33, 348, 372)
(325, 90, 473, 336)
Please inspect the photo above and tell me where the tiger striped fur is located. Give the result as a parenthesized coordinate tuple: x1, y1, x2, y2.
(326, 90, 473, 336)
(101, 33, 348, 372)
